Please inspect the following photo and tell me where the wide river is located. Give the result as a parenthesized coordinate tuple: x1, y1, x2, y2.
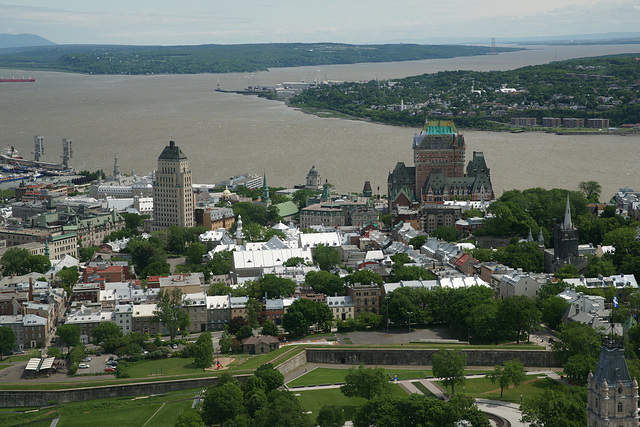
(1, 44, 640, 200)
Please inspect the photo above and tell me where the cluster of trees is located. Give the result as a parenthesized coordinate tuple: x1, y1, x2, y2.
(174, 364, 312, 426)
(338, 362, 490, 427)
(0, 326, 16, 358)
(281, 299, 333, 336)
(0, 43, 511, 75)
(0, 247, 51, 276)
(290, 55, 640, 128)
(381, 285, 540, 343)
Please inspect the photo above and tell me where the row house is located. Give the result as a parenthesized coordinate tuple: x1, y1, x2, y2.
(346, 283, 381, 316)
(113, 303, 159, 336)
(327, 295, 354, 321)
(183, 292, 208, 333)
(66, 306, 113, 344)
(207, 295, 230, 330)
(23, 302, 56, 339)
(83, 264, 130, 283)
(0, 314, 48, 350)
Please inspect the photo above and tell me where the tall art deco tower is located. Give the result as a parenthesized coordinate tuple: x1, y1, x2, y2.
(152, 140, 194, 231)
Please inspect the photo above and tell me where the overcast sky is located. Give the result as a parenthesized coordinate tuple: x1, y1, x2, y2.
(2, 0, 639, 45)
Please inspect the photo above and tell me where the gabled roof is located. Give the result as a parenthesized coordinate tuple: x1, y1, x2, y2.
(242, 335, 279, 345)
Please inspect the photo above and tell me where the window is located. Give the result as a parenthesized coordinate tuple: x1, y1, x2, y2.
(617, 402, 623, 412)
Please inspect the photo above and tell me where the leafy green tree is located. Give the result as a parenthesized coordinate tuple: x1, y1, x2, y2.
(261, 319, 279, 337)
(553, 264, 580, 280)
(432, 349, 467, 394)
(579, 180, 602, 202)
(201, 382, 244, 425)
(236, 325, 254, 341)
(431, 226, 459, 242)
(408, 234, 429, 250)
(541, 296, 570, 330)
(552, 322, 602, 365)
(317, 405, 346, 427)
(304, 270, 345, 296)
(205, 250, 233, 275)
(344, 269, 383, 286)
(232, 202, 268, 226)
(174, 410, 205, 427)
(254, 363, 284, 393)
(57, 324, 80, 353)
(520, 385, 587, 427)
(46, 346, 62, 359)
(245, 297, 261, 328)
(207, 281, 232, 296)
(254, 389, 313, 427)
(219, 331, 233, 354)
(283, 256, 305, 267)
(389, 264, 436, 282)
(186, 242, 207, 265)
(227, 316, 248, 335)
(56, 266, 79, 293)
(390, 252, 411, 265)
(259, 274, 296, 299)
(1, 248, 51, 276)
(282, 298, 333, 336)
(340, 364, 392, 400)
(487, 359, 527, 398)
(193, 331, 214, 369)
(498, 296, 541, 344)
(563, 353, 598, 385)
(155, 288, 189, 341)
(313, 244, 342, 271)
(92, 321, 123, 345)
(0, 326, 16, 359)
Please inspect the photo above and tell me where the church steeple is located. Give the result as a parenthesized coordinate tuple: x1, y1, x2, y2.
(538, 227, 545, 248)
(261, 173, 270, 205)
(563, 192, 573, 230)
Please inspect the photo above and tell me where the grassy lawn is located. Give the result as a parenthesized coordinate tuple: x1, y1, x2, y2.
(126, 357, 202, 378)
(437, 374, 556, 403)
(295, 384, 408, 422)
(0, 389, 201, 427)
(412, 381, 436, 398)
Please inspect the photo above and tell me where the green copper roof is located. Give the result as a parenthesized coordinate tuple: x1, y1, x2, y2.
(275, 201, 298, 217)
(159, 140, 188, 161)
(426, 125, 455, 135)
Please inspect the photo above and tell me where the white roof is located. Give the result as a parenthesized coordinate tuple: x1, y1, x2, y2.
(207, 295, 230, 309)
(233, 248, 312, 270)
(299, 232, 342, 249)
(439, 276, 490, 289)
(132, 304, 157, 317)
(364, 250, 384, 261)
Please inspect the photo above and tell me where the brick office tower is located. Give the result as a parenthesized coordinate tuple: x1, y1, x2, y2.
(152, 140, 194, 231)
(413, 119, 466, 202)
(587, 340, 639, 426)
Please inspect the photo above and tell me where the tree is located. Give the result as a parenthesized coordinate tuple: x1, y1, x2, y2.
(254, 363, 284, 393)
(245, 297, 261, 328)
(579, 180, 602, 202)
(552, 322, 601, 365)
(219, 331, 233, 354)
(431, 226, 459, 242)
(57, 324, 80, 353)
(282, 298, 333, 337)
(313, 244, 342, 271)
(305, 270, 345, 296)
(344, 269, 383, 286)
(498, 296, 541, 344)
(174, 410, 205, 427)
(261, 319, 279, 337)
(432, 349, 467, 395)
(201, 382, 244, 425)
(317, 405, 345, 427)
(541, 296, 570, 330)
(340, 364, 392, 400)
(56, 266, 79, 293)
(186, 242, 207, 265)
(155, 288, 189, 341)
(487, 359, 527, 398)
(1, 248, 50, 276)
(236, 325, 254, 341)
(207, 281, 232, 296)
(283, 256, 305, 267)
(92, 321, 123, 345)
(260, 274, 296, 299)
(193, 331, 214, 369)
(520, 385, 587, 427)
(227, 316, 248, 335)
(253, 389, 313, 427)
(0, 326, 16, 359)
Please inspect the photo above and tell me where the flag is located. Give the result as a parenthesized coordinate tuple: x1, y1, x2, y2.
(613, 296, 619, 308)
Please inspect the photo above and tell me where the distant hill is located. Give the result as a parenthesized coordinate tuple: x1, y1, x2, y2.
(0, 42, 518, 75)
(0, 34, 56, 49)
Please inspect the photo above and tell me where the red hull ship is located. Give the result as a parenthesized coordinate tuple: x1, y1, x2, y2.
(0, 77, 35, 82)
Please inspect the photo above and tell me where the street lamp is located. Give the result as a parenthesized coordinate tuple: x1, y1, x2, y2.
(408, 311, 413, 333)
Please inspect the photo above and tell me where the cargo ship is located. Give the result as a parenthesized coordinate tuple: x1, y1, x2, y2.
(0, 77, 35, 83)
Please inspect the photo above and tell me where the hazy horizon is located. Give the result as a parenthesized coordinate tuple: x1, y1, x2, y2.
(2, 1, 640, 46)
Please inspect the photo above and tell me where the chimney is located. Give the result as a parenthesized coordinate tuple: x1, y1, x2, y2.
(29, 277, 33, 302)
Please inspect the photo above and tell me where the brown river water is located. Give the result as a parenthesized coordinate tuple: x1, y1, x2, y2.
(1, 44, 640, 199)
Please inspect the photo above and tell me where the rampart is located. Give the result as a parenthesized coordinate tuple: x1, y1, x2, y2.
(305, 348, 560, 368)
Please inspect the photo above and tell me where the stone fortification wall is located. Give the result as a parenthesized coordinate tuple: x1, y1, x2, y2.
(276, 349, 307, 375)
(305, 348, 560, 368)
(0, 375, 250, 408)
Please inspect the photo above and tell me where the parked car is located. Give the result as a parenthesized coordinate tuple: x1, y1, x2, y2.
(105, 366, 116, 372)
(82, 357, 92, 362)
(108, 356, 115, 361)
(106, 360, 118, 366)
(96, 351, 102, 356)
(79, 364, 90, 369)
(172, 344, 178, 349)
